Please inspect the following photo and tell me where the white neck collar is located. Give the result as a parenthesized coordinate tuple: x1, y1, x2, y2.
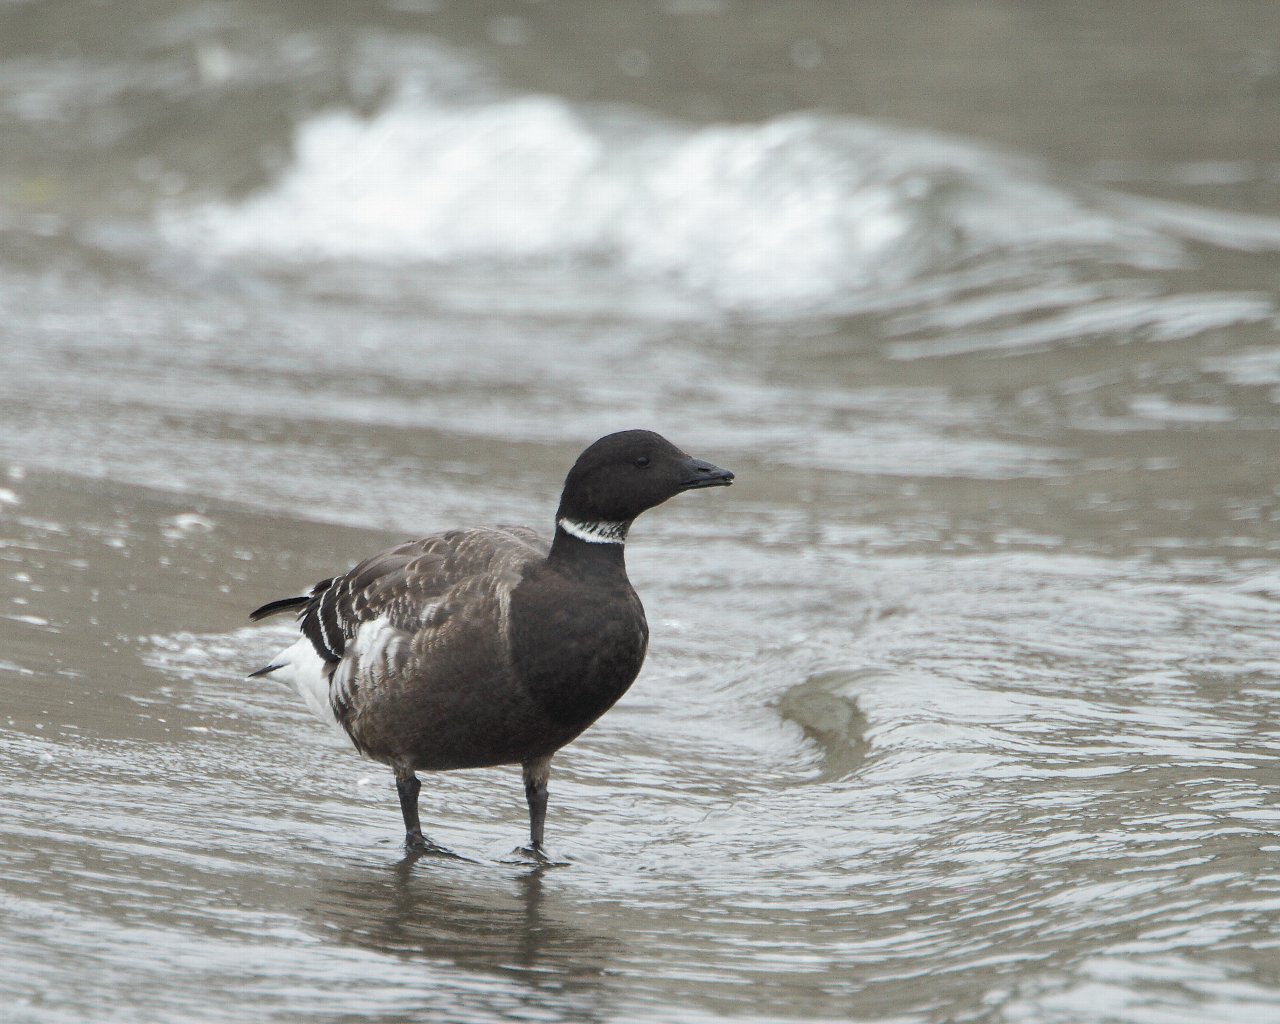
(557, 518, 629, 545)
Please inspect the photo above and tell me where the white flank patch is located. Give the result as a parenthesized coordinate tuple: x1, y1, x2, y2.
(353, 614, 397, 660)
(332, 615, 409, 710)
(558, 518, 629, 545)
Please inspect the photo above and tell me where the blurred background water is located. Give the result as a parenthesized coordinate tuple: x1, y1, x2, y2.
(2, 2, 1280, 1022)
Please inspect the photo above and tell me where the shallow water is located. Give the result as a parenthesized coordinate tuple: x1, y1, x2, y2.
(3, 3, 1280, 1022)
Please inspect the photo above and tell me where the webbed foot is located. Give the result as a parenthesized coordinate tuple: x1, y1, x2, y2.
(404, 829, 462, 859)
(506, 843, 570, 868)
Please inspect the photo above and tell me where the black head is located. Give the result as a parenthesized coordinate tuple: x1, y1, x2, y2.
(556, 430, 733, 526)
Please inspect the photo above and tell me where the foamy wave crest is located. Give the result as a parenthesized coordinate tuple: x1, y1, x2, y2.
(165, 93, 1196, 313)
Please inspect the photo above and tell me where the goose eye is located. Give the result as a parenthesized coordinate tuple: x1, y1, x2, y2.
(634, 455, 650, 467)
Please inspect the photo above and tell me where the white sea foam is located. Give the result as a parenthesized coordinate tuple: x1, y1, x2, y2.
(164, 92, 1208, 316)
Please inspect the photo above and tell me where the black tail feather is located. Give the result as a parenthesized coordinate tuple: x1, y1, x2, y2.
(249, 594, 310, 621)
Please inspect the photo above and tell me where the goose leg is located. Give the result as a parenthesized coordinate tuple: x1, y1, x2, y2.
(395, 769, 428, 850)
(521, 756, 552, 859)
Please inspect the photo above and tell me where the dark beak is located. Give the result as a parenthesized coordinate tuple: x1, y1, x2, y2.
(680, 457, 735, 490)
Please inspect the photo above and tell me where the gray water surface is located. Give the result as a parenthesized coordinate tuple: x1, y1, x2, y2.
(2, 4, 1280, 1022)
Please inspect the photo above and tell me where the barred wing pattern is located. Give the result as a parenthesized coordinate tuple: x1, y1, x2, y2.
(259, 527, 547, 737)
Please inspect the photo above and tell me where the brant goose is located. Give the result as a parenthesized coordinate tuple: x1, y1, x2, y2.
(250, 430, 733, 858)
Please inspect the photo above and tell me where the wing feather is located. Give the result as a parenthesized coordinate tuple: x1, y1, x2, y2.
(257, 527, 545, 730)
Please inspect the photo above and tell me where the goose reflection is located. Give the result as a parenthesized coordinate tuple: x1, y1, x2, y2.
(308, 854, 615, 1022)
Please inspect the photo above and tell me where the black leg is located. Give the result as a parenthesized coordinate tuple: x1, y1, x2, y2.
(522, 756, 552, 859)
(395, 770, 427, 850)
